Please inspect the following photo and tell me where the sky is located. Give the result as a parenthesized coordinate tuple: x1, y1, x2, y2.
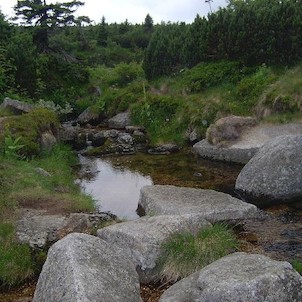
(0, 0, 227, 24)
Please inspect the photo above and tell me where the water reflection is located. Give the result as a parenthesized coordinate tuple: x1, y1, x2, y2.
(79, 155, 152, 220)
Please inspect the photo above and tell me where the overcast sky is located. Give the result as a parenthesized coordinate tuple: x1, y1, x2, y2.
(0, 0, 228, 24)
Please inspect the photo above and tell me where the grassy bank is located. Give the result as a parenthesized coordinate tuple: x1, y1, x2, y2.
(86, 61, 302, 146)
(0, 144, 94, 288)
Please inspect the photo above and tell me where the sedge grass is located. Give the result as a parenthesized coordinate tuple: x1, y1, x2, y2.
(158, 224, 238, 282)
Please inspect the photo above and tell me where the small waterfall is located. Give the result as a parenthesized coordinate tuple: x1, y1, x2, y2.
(85, 133, 92, 147)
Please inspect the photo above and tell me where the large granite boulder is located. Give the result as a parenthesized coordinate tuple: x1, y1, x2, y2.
(0, 97, 34, 115)
(138, 185, 258, 223)
(33, 233, 142, 302)
(194, 122, 302, 164)
(236, 135, 302, 203)
(77, 107, 105, 126)
(159, 252, 302, 302)
(97, 215, 211, 283)
(193, 139, 258, 164)
(108, 111, 131, 129)
(206, 115, 257, 147)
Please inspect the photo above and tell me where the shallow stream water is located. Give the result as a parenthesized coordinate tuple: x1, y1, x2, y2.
(79, 151, 302, 264)
(78, 151, 243, 219)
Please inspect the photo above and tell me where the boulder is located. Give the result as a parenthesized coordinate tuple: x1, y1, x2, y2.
(40, 131, 57, 152)
(77, 107, 105, 126)
(206, 115, 257, 147)
(84, 131, 137, 156)
(91, 132, 107, 147)
(138, 185, 258, 223)
(97, 215, 211, 283)
(148, 143, 180, 155)
(159, 252, 302, 302)
(16, 210, 114, 248)
(194, 122, 302, 164)
(193, 139, 258, 164)
(125, 125, 145, 134)
(33, 233, 142, 302)
(235, 135, 302, 203)
(0, 97, 34, 115)
(108, 111, 131, 129)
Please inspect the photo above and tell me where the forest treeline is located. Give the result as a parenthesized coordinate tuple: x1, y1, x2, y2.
(0, 0, 302, 103)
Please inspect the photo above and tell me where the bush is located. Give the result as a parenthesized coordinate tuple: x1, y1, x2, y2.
(131, 94, 187, 144)
(158, 224, 238, 282)
(89, 62, 145, 89)
(183, 61, 251, 93)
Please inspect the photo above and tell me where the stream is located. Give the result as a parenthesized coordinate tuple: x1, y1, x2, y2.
(79, 151, 302, 264)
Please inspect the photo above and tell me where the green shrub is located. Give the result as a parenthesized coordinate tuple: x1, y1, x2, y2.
(131, 94, 187, 144)
(158, 224, 238, 282)
(183, 61, 251, 93)
(89, 62, 145, 89)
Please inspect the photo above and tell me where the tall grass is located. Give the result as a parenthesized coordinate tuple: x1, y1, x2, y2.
(158, 224, 238, 282)
(0, 223, 33, 287)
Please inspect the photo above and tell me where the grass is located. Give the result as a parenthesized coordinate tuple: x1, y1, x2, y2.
(291, 259, 302, 275)
(0, 144, 95, 287)
(0, 223, 33, 287)
(158, 224, 238, 282)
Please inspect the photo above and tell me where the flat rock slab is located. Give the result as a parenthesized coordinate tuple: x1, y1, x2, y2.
(159, 252, 302, 302)
(193, 139, 257, 164)
(33, 233, 142, 302)
(97, 214, 211, 283)
(16, 209, 114, 248)
(138, 185, 258, 223)
(193, 122, 302, 164)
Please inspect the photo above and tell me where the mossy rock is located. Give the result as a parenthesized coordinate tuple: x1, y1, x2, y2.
(1, 108, 60, 156)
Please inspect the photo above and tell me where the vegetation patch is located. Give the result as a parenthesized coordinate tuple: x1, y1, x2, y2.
(292, 259, 302, 275)
(0, 223, 33, 288)
(0, 144, 94, 287)
(1, 108, 59, 157)
(158, 224, 238, 282)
